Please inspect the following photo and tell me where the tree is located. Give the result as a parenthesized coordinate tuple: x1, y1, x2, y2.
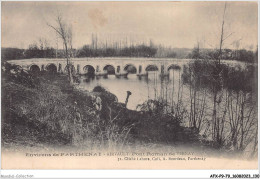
(47, 13, 73, 84)
(218, 2, 233, 64)
(190, 42, 201, 59)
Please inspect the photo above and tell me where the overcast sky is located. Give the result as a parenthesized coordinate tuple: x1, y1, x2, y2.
(1, 1, 258, 50)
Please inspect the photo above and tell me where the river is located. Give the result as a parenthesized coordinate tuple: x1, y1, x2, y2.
(78, 70, 184, 110)
(76, 58, 247, 111)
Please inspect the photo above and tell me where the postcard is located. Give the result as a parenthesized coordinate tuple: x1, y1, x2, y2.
(1, 1, 258, 171)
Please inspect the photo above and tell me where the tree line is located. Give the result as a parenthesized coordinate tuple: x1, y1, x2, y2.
(76, 44, 157, 57)
(2, 44, 257, 63)
(188, 47, 258, 63)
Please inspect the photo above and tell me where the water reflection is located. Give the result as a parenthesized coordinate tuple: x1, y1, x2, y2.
(78, 69, 183, 110)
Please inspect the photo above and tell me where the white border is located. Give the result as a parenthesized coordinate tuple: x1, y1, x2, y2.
(1, 170, 260, 178)
(0, 0, 259, 178)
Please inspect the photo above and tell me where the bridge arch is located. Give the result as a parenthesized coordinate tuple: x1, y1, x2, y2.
(167, 64, 181, 71)
(123, 64, 137, 74)
(29, 64, 40, 74)
(83, 65, 95, 76)
(46, 63, 57, 73)
(145, 64, 159, 71)
(103, 64, 115, 74)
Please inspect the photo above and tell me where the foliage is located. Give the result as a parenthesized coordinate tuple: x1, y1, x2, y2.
(1, 48, 25, 61)
(1, 62, 39, 88)
(77, 45, 157, 58)
(135, 99, 201, 144)
(24, 43, 56, 59)
(182, 59, 257, 93)
(1, 45, 56, 61)
(188, 48, 257, 63)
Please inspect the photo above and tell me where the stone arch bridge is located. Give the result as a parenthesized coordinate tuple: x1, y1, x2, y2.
(7, 57, 189, 76)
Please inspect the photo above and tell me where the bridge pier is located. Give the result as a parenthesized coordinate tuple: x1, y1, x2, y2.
(75, 64, 84, 74)
(159, 64, 169, 78)
(95, 65, 108, 76)
(115, 65, 128, 78)
(138, 65, 142, 75)
(116, 65, 120, 74)
(58, 63, 63, 73)
(96, 65, 100, 73)
(137, 65, 148, 77)
(41, 64, 45, 71)
(76, 64, 79, 74)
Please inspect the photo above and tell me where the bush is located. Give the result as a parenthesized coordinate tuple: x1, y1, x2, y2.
(182, 59, 257, 93)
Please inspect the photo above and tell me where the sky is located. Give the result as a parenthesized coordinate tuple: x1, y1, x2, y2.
(1, 1, 258, 50)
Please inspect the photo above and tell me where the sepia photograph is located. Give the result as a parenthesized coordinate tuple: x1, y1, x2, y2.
(1, 1, 258, 173)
